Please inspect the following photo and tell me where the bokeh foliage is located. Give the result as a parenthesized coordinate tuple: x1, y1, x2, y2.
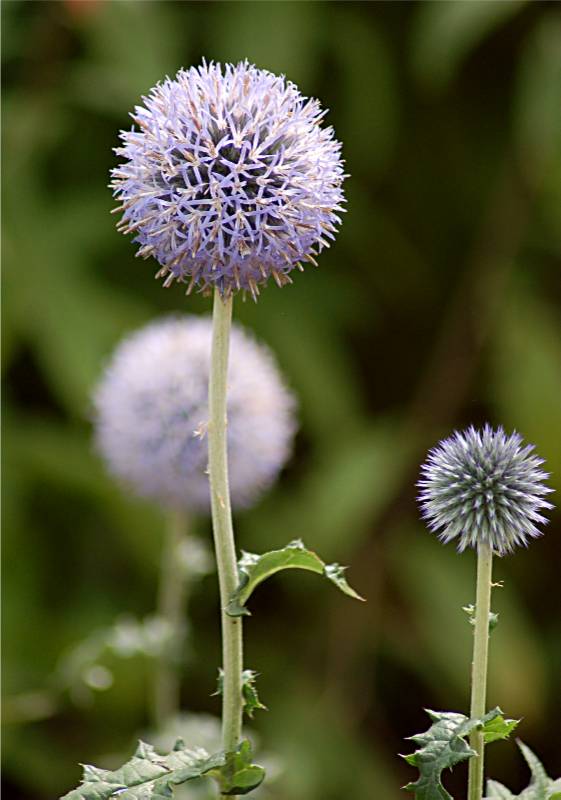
(2, 2, 561, 798)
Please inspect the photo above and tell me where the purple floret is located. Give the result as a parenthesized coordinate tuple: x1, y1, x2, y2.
(111, 61, 346, 297)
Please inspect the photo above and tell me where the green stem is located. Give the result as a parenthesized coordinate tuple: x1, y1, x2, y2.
(153, 507, 190, 729)
(208, 289, 243, 759)
(468, 541, 493, 800)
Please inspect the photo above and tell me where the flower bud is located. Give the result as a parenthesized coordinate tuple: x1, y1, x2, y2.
(418, 425, 554, 555)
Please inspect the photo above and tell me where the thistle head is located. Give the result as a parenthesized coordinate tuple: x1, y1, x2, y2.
(93, 315, 297, 512)
(418, 425, 554, 555)
(111, 60, 346, 298)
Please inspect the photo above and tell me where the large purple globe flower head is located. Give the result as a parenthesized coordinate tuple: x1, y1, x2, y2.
(418, 425, 554, 556)
(111, 60, 346, 299)
(93, 316, 297, 511)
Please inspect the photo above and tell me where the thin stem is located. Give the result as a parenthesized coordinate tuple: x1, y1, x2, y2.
(468, 542, 493, 800)
(208, 289, 243, 758)
(153, 507, 190, 729)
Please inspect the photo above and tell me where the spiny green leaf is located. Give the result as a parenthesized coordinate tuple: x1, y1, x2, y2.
(486, 781, 516, 799)
(402, 707, 504, 800)
(323, 562, 360, 597)
(241, 670, 267, 719)
(463, 603, 500, 632)
(519, 741, 554, 795)
(225, 539, 364, 617)
(484, 741, 561, 800)
(207, 740, 265, 796)
(213, 669, 267, 719)
(402, 711, 475, 800)
(60, 739, 263, 799)
(482, 714, 519, 744)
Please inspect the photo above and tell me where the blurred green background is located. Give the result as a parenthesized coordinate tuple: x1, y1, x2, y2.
(3, 1, 561, 797)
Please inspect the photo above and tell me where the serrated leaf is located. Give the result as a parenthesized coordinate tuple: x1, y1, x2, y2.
(241, 670, 267, 719)
(207, 740, 265, 796)
(483, 715, 519, 744)
(60, 739, 263, 799)
(486, 780, 516, 799)
(519, 741, 553, 795)
(403, 707, 503, 800)
(214, 669, 267, 719)
(225, 539, 364, 617)
(484, 741, 560, 800)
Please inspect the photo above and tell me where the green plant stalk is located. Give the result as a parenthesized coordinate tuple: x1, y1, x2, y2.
(153, 507, 190, 729)
(208, 289, 243, 761)
(468, 541, 493, 800)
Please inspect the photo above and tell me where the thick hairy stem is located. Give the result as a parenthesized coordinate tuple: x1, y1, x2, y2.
(153, 508, 190, 729)
(208, 289, 243, 760)
(468, 542, 493, 800)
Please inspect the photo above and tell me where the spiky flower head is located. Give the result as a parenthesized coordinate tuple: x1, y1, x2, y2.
(93, 315, 296, 512)
(418, 425, 554, 555)
(111, 60, 346, 298)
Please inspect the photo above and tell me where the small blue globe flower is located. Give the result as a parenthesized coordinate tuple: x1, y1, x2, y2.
(93, 315, 297, 512)
(418, 425, 554, 555)
(111, 61, 346, 298)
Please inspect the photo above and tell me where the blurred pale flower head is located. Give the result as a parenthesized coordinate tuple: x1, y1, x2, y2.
(93, 315, 297, 511)
(111, 60, 346, 298)
(418, 425, 554, 556)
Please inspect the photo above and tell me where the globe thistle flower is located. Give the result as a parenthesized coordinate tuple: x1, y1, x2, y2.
(93, 316, 297, 511)
(111, 60, 346, 298)
(418, 425, 554, 556)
